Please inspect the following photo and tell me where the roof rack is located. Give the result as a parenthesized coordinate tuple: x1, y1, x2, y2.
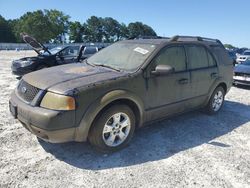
(170, 35, 223, 46)
(132, 35, 170, 40)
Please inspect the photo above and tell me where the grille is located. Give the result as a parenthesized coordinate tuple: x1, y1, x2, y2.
(235, 72, 250, 77)
(17, 80, 41, 103)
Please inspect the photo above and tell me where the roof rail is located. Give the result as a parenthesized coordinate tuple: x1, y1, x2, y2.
(170, 35, 223, 46)
(132, 35, 170, 40)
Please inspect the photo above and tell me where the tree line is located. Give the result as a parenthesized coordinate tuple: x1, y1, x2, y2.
(0, 9, 157, 43)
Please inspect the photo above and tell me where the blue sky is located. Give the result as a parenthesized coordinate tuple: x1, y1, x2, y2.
(0, 0, 249, 47)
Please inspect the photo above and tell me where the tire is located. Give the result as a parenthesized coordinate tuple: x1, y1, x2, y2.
(88, 104, 135, 152)
(205, 86, 225, 115)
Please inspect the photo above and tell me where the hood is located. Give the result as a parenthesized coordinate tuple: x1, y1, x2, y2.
(234, 64, 250, 74)
(13, 56, 38, 62)
(23, 63, 128, 94)
(21, 33, 50, 55)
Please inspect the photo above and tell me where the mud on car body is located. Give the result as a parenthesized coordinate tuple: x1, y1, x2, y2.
(9, 36, 233, 152)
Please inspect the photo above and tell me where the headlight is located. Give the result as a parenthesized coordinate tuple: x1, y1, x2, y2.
(20, 60, 33, 67)
(40, 92, 76, 110)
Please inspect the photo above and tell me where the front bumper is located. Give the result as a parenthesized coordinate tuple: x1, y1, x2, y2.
(9, 91, 76, 143)
(11, 65, 33, 76)
(233, 80, 250, 86)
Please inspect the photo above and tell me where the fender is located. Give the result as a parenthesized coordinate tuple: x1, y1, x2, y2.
(74, 89, 145, 142)
(203, 76, 228, 106)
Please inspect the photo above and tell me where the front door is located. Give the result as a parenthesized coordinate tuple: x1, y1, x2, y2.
(144, 45, 192, 121)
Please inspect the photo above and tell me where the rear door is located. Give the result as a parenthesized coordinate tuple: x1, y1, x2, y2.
(185, 44, 218, 107)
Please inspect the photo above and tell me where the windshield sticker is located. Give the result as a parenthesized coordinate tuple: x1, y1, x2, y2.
(134, 47, 149, 55)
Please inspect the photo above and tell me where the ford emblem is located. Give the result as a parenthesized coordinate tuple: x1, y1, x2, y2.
(21, 87, 27, 93)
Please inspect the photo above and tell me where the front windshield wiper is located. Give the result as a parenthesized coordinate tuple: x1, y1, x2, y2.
(93, 63, 121, 72)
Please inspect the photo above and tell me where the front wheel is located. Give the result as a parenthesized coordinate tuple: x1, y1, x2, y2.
(205, 86, 225, 114)
(88, 105, 135, 152)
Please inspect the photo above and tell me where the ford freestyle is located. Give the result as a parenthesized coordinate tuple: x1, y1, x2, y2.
(9, 36, 233, 152)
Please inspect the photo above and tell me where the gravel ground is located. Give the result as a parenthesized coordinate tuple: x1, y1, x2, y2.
(0, 51, 250, 188)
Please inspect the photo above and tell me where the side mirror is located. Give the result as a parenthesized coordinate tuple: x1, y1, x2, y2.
(151, 64, 175, 76)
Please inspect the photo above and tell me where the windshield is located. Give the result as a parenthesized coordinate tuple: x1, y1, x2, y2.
(87, 42, 156, 71)
(42, 46, 64, 55)
(242, 60, 250, 66)
(243, 51, 250, 55)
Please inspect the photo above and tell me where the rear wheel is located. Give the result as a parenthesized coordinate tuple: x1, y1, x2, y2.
(205, 86, 225, 114)
(88, 105, 135, 152)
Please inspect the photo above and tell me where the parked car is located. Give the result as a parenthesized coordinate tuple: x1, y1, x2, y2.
(236, 50, 250, 64)
(228, 50, 237, 65)
(233, 60, 250, 86)
(11, 34, 98, 77)
(9, 36, 233, 152)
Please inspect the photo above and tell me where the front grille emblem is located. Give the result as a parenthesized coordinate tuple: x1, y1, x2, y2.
(21, 87, 27, 93)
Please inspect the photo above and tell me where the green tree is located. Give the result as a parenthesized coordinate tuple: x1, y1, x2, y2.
(69, 21, 85, 42)
(13, 10, 70, 43)
(102, 17, 121, 42)
(84, 16, 104, 42)
(119, 23, 129, 40)
(127, 22, 157, 39)
(0, 15, 16, 42)
(45, 9, 70, 43)
(224, 44, 236, 49)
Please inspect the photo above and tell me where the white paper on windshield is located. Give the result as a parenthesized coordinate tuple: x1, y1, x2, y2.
(134, 47, 149, 55)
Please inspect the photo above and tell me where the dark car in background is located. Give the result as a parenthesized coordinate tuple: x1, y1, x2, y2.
(228, 50, 237, 65)
(233, 60, 250, 86)
(11, 34, 99, 77)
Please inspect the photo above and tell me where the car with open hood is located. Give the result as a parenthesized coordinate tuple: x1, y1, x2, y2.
(11, 34, 98, 77)
(9, 36, 233, 152)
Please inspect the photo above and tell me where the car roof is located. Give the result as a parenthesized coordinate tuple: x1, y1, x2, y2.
(120, 39, 170, 45)
(119, 36, 223, 48)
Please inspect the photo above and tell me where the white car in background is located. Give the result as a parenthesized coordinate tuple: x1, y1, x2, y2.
(236, 50, 250, 64)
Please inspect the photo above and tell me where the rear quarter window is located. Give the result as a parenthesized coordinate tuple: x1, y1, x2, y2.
(210, 45, 233, 65)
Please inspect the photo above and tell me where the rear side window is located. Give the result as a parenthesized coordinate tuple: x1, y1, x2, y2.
(210, 45, 233, 65)
(186, 45, 209, 69)
(154, 46, 186, 72)
(207, 51, 216, 67)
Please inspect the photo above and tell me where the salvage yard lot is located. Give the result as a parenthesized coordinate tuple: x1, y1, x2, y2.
(0, 51, 250, 188)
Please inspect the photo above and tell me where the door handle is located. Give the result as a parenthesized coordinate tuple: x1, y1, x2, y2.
(211, 73, 218, 78)
(178, 78, 189, 84)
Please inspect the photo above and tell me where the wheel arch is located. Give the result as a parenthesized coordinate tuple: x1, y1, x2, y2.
(74, 90, 144, 142)
(204, 81, 228, 106)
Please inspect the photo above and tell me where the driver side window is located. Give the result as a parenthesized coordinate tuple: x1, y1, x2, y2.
(60, 46, 78, 57)
(153, 46, 186, 72)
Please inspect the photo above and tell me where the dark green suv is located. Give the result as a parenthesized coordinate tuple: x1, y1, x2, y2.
(9, 36, 233, 152)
